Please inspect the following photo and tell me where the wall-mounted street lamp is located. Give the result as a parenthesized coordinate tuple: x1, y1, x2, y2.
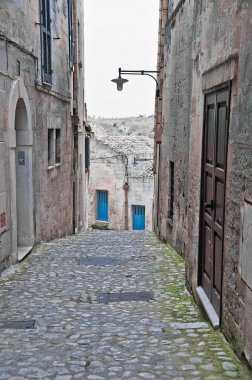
(112, 68, 160, 97)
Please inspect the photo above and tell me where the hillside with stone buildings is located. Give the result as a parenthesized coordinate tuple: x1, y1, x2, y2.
(88, 115, 155, 231)
(89, 115, 154, 163)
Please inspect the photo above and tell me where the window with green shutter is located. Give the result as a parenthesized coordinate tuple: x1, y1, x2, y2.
(40, 0, 52, 84)
(68, 0, 74, 70)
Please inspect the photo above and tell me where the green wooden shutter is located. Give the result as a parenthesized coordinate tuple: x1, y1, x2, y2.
(68, 0, 74, 70)
(40, 0, 52, 84)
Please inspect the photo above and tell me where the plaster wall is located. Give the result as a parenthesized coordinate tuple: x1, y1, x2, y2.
(0, 0, 87, 270)
(128, 177, 154, 231)
(89, 138, 154, 231)
(88, 141, 126, 230)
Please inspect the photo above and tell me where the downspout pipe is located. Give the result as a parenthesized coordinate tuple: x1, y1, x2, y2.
(123, 183, 129, 230)
(123, 155, 129, 230)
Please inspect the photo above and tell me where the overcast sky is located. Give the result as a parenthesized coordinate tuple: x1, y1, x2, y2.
(84, 1, 160, 118)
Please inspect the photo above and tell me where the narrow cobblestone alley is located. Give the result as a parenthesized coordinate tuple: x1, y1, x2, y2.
(0, 230, 251, 380)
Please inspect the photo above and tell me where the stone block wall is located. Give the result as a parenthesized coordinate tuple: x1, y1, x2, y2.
(0, 0, 86, 270)
(157, 0, 194, 255)
(34, 98, 73, 241)
(155, 0, 252, 365)
(221, 1, 252, 361)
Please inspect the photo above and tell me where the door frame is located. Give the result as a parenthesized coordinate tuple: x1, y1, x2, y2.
(198, 81, 231, 324)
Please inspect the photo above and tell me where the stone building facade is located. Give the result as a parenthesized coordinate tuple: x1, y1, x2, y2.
(0, 0, 88, 272)
(89, 118, 154, 231)
(154, 0, 252, 366)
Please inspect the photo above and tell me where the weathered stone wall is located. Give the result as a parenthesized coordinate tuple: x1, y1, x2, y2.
(33, 95, 73, 242)
(157, 0, 194, 256)
(0, 0, 86, 270)
(1, 0, 73, 240)
(188, 0, 252, 363)
(73, 0, 88, 232)
(0, 71, 13, 268)
(220, 1, 252, 363)
(156, 0, 252, 365)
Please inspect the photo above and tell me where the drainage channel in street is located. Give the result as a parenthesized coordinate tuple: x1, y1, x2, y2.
(0, 320, 36, 329)
(79, 257, 126, 266)
(97, 291, 154, 304)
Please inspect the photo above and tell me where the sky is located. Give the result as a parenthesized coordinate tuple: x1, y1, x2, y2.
(84, 0, 160, 118)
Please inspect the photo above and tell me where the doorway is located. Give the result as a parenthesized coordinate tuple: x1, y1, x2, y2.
(132, 205, 145, 230)
(97, 190, 109, 222)
(14, 98, 34, 260)
(199, 86, 230, 318)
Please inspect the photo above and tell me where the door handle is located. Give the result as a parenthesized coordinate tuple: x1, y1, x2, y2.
(204, 200, 214, 210)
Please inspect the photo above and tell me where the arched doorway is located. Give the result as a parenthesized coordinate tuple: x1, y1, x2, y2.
(8, 78, 34, 261)
(15, 99, 34, 257)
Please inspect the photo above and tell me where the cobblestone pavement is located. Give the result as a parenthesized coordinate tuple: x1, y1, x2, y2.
(0, 230, 251, 380)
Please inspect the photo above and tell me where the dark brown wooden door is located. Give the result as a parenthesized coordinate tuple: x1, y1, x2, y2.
(200, 87, 230, 317)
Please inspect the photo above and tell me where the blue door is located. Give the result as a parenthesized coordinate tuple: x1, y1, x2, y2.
(97, 190, 108, 221)
(132, 205, 145, 230)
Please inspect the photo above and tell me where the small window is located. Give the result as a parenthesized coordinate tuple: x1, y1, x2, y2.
(168, 161, 174, 221)
(55, 129, 61, 164)
(48, 129, 54, 166)
(85, 136, 90, 170)
(48, 129, 61, 167)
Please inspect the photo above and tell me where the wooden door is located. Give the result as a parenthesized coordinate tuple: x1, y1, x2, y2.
(133, 206, 145, 230)
(200, 86, 230, 317)
(97, 190, 108, 221)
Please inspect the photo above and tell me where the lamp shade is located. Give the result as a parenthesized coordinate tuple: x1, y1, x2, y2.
(111, 76, 128, 91)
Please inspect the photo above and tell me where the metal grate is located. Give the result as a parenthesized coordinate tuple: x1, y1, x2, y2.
(98, 291, 153, 303)
(0, 320, 35, 329)
(80, 257, 125, 266)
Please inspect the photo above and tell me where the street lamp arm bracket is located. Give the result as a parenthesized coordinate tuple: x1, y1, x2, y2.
(119, 68, 159, 88)
(112, 67, 160, 97)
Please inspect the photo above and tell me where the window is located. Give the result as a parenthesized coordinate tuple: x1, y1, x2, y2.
(68, 0, 74, 70)
(48, 129, 61, 167)
(168, 161, 174, 221)
(48, 129, 54, 166)
(85, 136, 90, 171)
(55, 129, 61, 164)
(40, 0, 52, 84)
